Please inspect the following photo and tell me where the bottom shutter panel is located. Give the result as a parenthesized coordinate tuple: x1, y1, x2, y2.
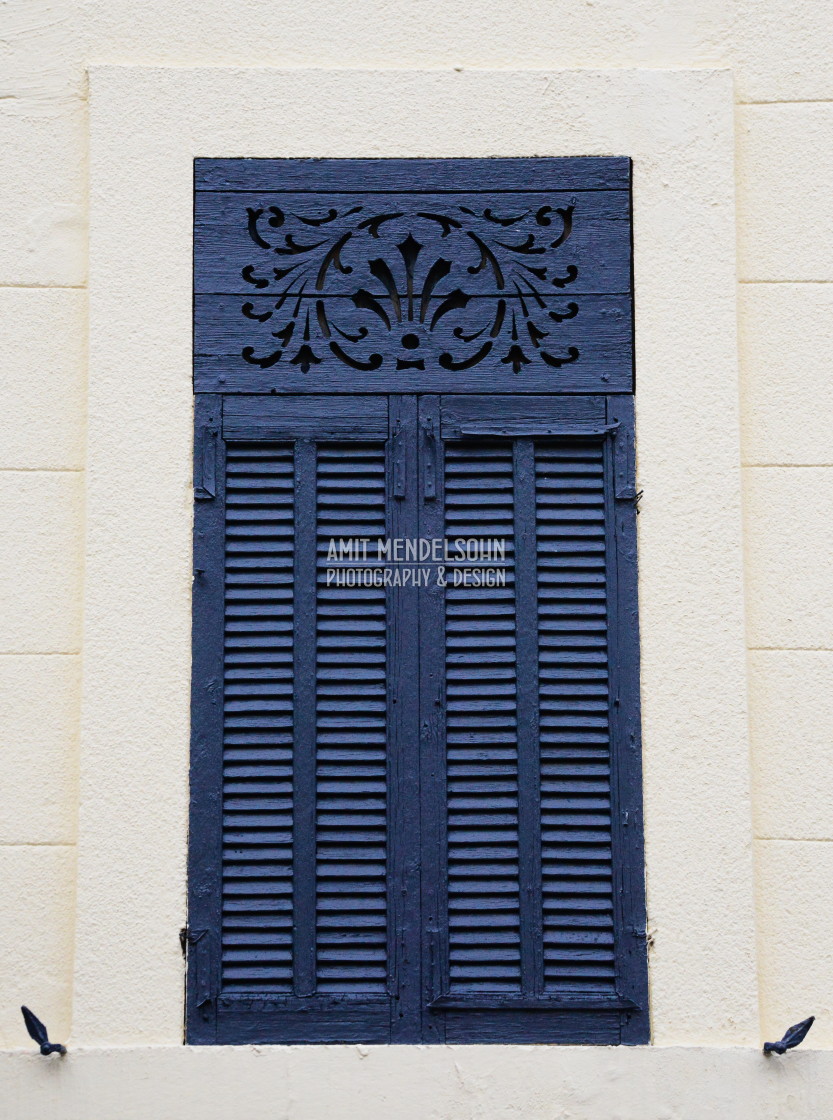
(191, 394, 647, 1045)
(194, 404, 404, 1044)
(427, 404, 647, 1044)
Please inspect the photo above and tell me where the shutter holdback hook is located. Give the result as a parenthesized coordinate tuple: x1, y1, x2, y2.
(764, 1016, 815, 1055)
(20, 1006, 66, 1056)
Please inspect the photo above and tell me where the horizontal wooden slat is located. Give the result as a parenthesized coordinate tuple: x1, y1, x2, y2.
(195, 191, 629, 296)
(223, 396, 388, 441)
(197, 295, 631, 396)
(441, 395, 606, 437)
(195, 157, 631, 193)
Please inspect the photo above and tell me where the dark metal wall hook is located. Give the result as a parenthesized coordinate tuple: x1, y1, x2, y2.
(764, 1015, 815, 1055)
(20, 1006, 66, 1056)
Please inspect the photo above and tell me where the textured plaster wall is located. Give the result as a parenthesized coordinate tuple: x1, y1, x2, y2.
(0, 0, 831, 1107)
(4, 1045, 833, 1120)
(74, 65, 755, 1054)
(736, 99, 833, 1050)
(0, 284, 85, 1047)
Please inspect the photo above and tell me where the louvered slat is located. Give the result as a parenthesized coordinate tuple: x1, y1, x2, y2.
(315, 443, 388, 992)
(444, 441, 520, 992)
(221, 443, 295, 992)
(535, 439, 616, 993)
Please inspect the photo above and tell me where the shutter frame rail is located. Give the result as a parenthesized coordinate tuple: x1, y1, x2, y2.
(454, 423, 618, 439)
(428, 995, 639, 1011)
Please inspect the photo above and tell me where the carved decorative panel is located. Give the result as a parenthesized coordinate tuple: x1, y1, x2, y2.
(194, 159, 632, 394)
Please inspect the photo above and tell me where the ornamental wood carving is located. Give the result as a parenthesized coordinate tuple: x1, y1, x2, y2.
(194, 159, 633, 394)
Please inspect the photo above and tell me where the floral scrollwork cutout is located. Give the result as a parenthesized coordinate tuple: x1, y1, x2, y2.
(237, 201, 583, 375)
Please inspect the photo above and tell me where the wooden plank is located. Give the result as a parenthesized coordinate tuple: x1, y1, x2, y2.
(457, 422, 615, 438)
(194, 190, 631, 297)
(292, 439, 318, 997)
(196, 295, 631, 350)
(223, 395, 388, 440)
(612, 394, 637, 500)
(417, 395, 448, 1042)
(187, 393, 226, 1044)
(441, 394, 606, 436)
(216, 997, 392, 1044)
(198, 363, 631, 397)
(195, 157, 631, 193)
(604, 396, 649, 1044)
(386, 396, 423, 1042)
(218, 994, 391, 1009)
(429, 995, 636, 1010)
(440, 1009, 621, 1044)
(193, 161, 633, 399)
(513, 438, 543, 998)
(196, 293, 632, 398)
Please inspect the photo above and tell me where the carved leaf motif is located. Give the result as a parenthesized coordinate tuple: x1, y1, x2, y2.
(237, 198, 581, 375)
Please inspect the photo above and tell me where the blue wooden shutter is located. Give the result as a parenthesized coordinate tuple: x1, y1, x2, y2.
(191, 157, 647, 1046)
(418, 396, 647, 1043)
(193, 157, 633, 396)
(188, 396, 423, 1044)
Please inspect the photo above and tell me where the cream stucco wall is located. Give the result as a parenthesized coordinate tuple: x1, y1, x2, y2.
(75, 64, 754, 1050)
(2, 2, 833, 1116)
(4, 1045, 833, 1119)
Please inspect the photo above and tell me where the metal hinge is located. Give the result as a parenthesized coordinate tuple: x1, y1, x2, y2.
(194, 423, 218, 500)
(183, 928, 214, 1017)
(422, 415, 437, 500)
(392, 418, 406, 499)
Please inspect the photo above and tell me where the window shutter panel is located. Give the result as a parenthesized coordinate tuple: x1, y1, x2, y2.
(421, 396, 647, 1044)
(189, 398, 410, 1044)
